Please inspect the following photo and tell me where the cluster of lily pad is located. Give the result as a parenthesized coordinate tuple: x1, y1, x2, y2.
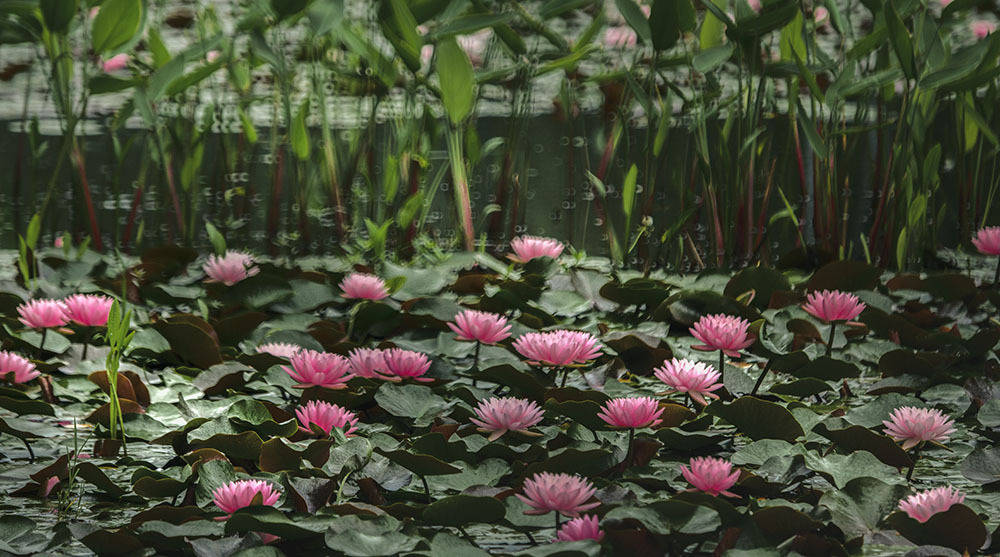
(1, 230, 1000, 555)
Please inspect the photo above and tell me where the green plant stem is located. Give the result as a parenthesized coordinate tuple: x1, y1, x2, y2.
(40, 328, 48, 353)
(554, 511, 561, 533)
(826, 322, 837, 357)
(446, 127, 475, 251)
(21, 437, 34, 463)
(905, 444, 921, 482)
(623, 427, 635, 468)
(994, 257, 1000, 285)
(472, 341, 482, 388)
(421, 475, 431, 503)
(719, 350, 725, 386)
(750, 359, 774, 397)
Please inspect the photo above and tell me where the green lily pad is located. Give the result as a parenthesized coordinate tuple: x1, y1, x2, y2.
(323, 514, 420, 556)
(374, 383, 454, 426)
(422, 494, 505, 526)
(375, 448, 462, 476)
(706, 396, 805, 441)
(885, 505, 987, 553)
(819, 477, 909, 540)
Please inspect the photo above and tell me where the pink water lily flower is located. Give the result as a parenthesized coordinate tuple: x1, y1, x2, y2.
(63, 294, 114, 327)
(597, 397, 664, 429)
(282, 349, 354, 389)
(509, 235, 564, 263)
(605, 25, 638, 48)
(973, 226, 1000, 256)
(339, 272, 389, 300)
(347, 348, 394, 380)
(512, 330, 602, 367)
(690, 314, 754, 357)
(295, 400, 359, 437)
(557, 514, 605, 542)
(470, 397, 544, 441)
(448, 310, 511, 344)
(203, 251, 259, 286)
(898, 486, 965, 523)
(101, 53, 129, 73)
(680, 457, 740, 497)
(802, 290, 866, 322)
(212, 479, 281, 518)
(381, 348, 433, 382)
(972, 20, 997, 39)
(814, 6, 829, 24)
(883, 406, 955, 450)
(17, 299, 68, 329)
(0, 351, 40, 384)
(654, 358, 723, 406)
(256, 343, 301, 359)
(516, 472, 599, 517)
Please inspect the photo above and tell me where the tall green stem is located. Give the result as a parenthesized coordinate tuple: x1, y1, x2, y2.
(826, 322, 838, 357)
(446, 127, 475, 251)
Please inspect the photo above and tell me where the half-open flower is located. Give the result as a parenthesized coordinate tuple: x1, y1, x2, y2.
(973, 226, 1000, 255)
(516, 472, 598, 517)
(557, 515, 604, 542)
(470, 397, 544, 441)
(256, 343, 301, 359)
(654, 358, 723, 406)
(689, 314, 754, 357)
(347, 348, 394, 380)
(509, 235, 564, 263)
(339, 272, 389, 300)
(802, 290, 866, 323)
(282, 349, 354, 389)
(883, 406, 955, 450)
(0, 351, 39, 384)
(203, 251, 259, 286)
(680, 457, 740, 497)
(898, 486, 965, 523)
(63, 294, 114, 327)
(295, 400, 359, 437)
(212, 480, 280, 518)
(381, 348, 433, 382)
(448, 310, 511, 344)
(512, 330, 602, 367)
(597, 397, 663, 429)
(17, 299, 68, 329)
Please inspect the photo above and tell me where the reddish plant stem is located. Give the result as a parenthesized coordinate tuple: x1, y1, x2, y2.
(71, 145, 103, 252)
(122, 184, 144, 251)
(162, 152, 185, 241)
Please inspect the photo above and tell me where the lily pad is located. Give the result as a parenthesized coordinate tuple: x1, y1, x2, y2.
(706, 396, 805, 441)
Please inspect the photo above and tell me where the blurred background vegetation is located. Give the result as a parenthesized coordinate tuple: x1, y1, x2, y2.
(0, 0, 998, 270)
